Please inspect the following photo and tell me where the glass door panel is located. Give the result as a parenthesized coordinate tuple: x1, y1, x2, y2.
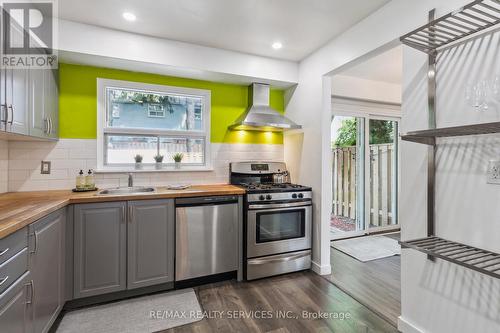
(368, 119, 399, 230)
(331, 116, 365, 239)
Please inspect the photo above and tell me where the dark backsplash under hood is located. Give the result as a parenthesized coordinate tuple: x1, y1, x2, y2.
(228, 83, 302, 132)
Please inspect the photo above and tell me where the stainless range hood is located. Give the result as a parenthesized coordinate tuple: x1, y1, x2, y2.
(228, 83, 301, 132)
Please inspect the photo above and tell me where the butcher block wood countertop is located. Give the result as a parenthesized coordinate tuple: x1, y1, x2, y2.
(0, 184, 245, 239)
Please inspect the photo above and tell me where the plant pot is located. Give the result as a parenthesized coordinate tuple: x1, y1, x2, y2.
(135, 162, 143, 170)
(155, 162, 163, 170)
(175, 162, 181, 169)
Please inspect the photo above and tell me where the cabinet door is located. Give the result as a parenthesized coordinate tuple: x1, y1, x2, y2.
(127, 200, 174, 289)
(6, 68, 29, 135)
(43, 69, 58, 139)
(74, 202, 126, 298)
(0, 272, 32, 333)
(28, 69, 47, 138)
(29, 209, 64, 333)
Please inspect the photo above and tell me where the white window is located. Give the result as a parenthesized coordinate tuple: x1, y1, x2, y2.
(147, 104, 166, 118)
(97, 79, 211, 171)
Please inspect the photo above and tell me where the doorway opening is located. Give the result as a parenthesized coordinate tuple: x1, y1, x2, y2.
(327, 45, 402, 326)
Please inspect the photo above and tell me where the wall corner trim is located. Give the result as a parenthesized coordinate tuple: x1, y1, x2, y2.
(311, 261, 331, 276)
(398, 316, 425, 333)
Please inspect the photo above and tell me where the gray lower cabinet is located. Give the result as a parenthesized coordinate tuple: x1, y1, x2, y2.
(73, 200, 175, 298)
(127, 200, 175, 289)
(29, 209, 65, 333)
(73, 202, 127, 298)
(0, 272, 33, 333)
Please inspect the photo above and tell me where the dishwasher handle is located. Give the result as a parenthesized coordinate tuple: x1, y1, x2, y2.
(175, 195, 239, 207)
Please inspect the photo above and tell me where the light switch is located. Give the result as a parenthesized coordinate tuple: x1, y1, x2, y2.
(41, 161, 51, 174)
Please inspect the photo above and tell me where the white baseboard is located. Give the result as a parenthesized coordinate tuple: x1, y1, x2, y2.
(311, 261, 331, 275)
(398, 316, 425, 333)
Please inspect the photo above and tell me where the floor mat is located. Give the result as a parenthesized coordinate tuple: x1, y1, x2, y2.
(331, 235, 401, 262)
(57, 288, 202, 333)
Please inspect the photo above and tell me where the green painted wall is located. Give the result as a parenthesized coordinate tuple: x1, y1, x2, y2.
(59, 63, 285, 144)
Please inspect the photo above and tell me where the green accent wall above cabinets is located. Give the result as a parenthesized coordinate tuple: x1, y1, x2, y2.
(59, 63, 285, 144)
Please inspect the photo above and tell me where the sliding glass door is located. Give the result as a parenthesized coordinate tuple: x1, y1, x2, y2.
(368, 118, 399, 232)
(331, 116, 365, 239)
(331, 114, 399, 240)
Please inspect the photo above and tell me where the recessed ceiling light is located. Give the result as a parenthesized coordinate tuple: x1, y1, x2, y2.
(272, 41, 283, 50)
(122, 12, 136, 22)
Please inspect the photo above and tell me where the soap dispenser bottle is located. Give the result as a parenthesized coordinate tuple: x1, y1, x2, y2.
(85, 169, 95, 190)
(76, 170, 85, 190)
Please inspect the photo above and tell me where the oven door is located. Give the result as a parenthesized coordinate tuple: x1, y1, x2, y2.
(247, 201, 312, 258)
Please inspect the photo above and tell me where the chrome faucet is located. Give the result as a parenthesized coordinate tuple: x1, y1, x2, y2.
(128, 173, 133, 187)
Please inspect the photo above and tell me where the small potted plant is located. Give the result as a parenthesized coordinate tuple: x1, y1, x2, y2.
(173, 153, 184, 169)
(134, 154, 143, 170)
(154, 154, 164, 170)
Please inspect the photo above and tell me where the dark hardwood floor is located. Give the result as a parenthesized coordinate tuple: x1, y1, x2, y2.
(327, 233, 401, 326)
(164, 271, 397, 333)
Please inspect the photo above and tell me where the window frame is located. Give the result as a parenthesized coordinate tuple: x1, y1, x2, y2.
(97, 78, 212, 172)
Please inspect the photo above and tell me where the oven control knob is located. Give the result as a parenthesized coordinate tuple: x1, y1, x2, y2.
(266, 194, 272, 200)
(292, 193, 298, 199)
(259, 195, 265, 201)
(298, 193, 304, 198)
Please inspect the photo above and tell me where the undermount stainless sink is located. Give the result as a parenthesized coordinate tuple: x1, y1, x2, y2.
(97, 187, 156, 195)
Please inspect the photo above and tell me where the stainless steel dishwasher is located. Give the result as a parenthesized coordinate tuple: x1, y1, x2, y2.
(175, 196, 239, 281)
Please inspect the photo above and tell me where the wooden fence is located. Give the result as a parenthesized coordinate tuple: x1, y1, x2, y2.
(332, 144, 395, 228)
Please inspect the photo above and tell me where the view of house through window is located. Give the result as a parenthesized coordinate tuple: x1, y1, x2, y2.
(98, 79, 211, 169)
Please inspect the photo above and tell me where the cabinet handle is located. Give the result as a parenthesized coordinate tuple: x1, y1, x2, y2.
(128, 206, 134, 223)
(26, 280, 34, 304)
(122, 206, 126, 224)
(48, 116, 52, 134)
(0, 248, 9, 257)
(7, 104, 13, 125)
(43, 118, 48, 134)
(30, 231, 39, 254)
(0, 276, 8, 287)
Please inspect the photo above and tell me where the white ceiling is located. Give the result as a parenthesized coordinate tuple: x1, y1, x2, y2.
(58, 0, 390, 62)
(339, 46, 403, 84)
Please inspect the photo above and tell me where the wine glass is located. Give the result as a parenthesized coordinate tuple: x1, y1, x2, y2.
(492, 75, 500, 102)
(474, 80, 488, 111)
(465, 84, 474, 107)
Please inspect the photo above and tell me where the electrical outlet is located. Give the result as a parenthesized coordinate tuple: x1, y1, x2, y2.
(487, 160, 500, 185)
(41, 161, 51, 174)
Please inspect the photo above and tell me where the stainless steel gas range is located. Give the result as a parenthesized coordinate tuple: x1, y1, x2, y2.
(230, 161, 312, 280)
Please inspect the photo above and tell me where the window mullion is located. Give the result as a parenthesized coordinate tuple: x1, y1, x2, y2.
(157, 136, 160, 157)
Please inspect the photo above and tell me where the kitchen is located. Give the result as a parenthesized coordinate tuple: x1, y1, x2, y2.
(1, 1, 500, 333)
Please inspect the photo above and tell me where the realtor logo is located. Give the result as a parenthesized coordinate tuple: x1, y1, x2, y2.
(1, 0, 58, 68)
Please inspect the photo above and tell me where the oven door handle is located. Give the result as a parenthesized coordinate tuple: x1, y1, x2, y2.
(248, 251, 310, 265)
(248, 201, 311, 210)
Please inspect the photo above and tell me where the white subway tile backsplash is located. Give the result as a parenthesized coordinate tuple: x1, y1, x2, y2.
(8, 170, 29, 181)
(5, 139, 284, 192)
(30, 169, 69, 180)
